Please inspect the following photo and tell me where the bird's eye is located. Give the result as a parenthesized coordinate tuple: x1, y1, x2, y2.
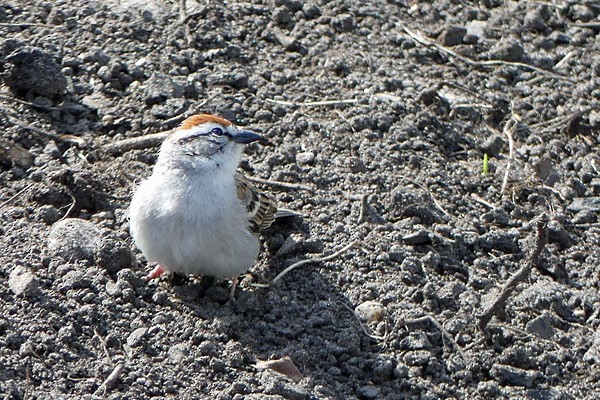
(210, 127, 224, 136)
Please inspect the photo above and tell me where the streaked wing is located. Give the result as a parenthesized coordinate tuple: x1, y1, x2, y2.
(235, 172, 277, 233)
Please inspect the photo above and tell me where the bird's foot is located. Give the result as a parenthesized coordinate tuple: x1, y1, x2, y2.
(228, 276, 239, 300)
(145, 265, 165, 281)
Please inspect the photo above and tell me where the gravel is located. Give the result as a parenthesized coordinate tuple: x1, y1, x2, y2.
(1, 0, 599, 398)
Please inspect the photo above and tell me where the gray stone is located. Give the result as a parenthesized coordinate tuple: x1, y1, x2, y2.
(583, 328, 600, 363)
(295, 151, 315, 165)
(526, 314, 555, 340)
(354, 301, 385, 323)
(3, 44, 68, 97)
(168, 343, 190, 364)
(357, 385, 381, 399)
(439, 25, 466, 46)
(489, 38, 524, 62)
(568, 197, 600, 213)
(490, 364, 539, 387)
(9, 266, 40, 297)
(47, 218, 103, 264)
(144, 73, 184, 105)
(127, 327, 147, 347)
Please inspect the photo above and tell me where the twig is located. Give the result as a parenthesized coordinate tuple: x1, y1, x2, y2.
(93, 364, 124, 396)
(340, 302, 386, 341)
(478, 213, 549, 330)
(471, 193, 495, 209)
(357, 194, 369, 224)
(0, 94, 58, 111)
(500, 115, 518, 195)
(2, 110, 84, 145)
(397, 175, 451, 218)
(0, 22, 60, 28)
(402, 26, 576, 83)
(265, 98, 358, 107)
(271, 240, 357, 285)
(401, 316, 463, 356)
(245, 175, 315, 192)
(0, 184, 33, 208)
(179, 0, 193, 46)
(103, 131, 170, 155)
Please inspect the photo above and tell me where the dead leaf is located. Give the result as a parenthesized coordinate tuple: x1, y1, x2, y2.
(255, 356, 303, 383)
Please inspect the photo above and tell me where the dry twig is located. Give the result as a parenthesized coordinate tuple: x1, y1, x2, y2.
(402, 26, 575, 83)
(94, 364, 124, 396)
(1, 110, 84, 145)
(271, 240, 357, 285)
(478, 213, 549, 330)
(245, 175, 315, 192)
(179, 0, 194, 46)
(103, 131, 170, 155)
(500, 115, 518, 195)
(266, 98, 358, 107)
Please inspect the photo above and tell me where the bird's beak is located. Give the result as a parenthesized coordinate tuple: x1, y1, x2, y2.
(232, 130, 262, 144)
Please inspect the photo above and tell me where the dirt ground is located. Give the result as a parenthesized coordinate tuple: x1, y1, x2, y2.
(1, 0, 600, 399)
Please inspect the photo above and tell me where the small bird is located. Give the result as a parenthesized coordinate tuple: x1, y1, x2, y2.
(129, 113, 288, 294)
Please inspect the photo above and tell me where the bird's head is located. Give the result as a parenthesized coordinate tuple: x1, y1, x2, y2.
(156, 114, 262, 175)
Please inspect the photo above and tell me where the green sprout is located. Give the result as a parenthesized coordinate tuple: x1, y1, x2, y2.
(482, 153, 490, 176)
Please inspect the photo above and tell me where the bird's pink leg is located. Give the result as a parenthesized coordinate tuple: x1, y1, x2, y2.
(229, 276, 239, 300)
(146, 265, 165, 281)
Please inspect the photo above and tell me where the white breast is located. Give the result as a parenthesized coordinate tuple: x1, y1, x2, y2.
(129, 170, 259, 278)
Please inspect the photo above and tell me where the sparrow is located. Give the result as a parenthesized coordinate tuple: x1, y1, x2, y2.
(129, 113, 291, 294)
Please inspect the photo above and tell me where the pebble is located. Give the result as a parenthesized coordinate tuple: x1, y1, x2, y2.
(127, 327, 148, 347)
(525, 314, 555, 340)
(354, 301, 385, 323)
(47, 218, 132, 272)
(0, 139, 34, 169)
(567, 197, 600, 213)
(168, 343, 190, 364)
(439, 25, 466, 46)
(490, 363, 539, 387)
(357, 385, 381, 399)
(9, 266, 40, 297)
(3, 44, 68, 97)
(144, 72, 184, 105)
(295, 151, 315, 165)
(47, 218, 103, 264)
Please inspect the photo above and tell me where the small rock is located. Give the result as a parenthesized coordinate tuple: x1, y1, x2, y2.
(3, 44, 68, 97)
(403, 350, 431, 366)
(372, 357, 394, 383)
(478, 228, 520, 253)
(355, 301, 385, 323)
(0, 139, 34, 169)
(275, 233, 304, 257)
(583, 328, 600, 363)
(567, 197, 600, 213)
(36, 205, 62, 224)
(96, 236, 133, 273)
(127, 327, 147, 347)
(439, 25, 466, 46)
(9, 266, 40, 297)
(481, 135, 505, 158)
(96, 65, 112, 82)
(490, 364, 539, 387)
(526, 314, 555, 340)
(47, 218, 103, 264)
(295, 151, 315, 165)
(331, 13, 355, 33)
(144, 73, 184, 105)
(168, 343, 190, 364)
(357, 385, 381, 399)
(59, 270, 91, 292)
(402, 229, 431, 245)
(489, 38, 524, 62)
(524, 8, 546, 31)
